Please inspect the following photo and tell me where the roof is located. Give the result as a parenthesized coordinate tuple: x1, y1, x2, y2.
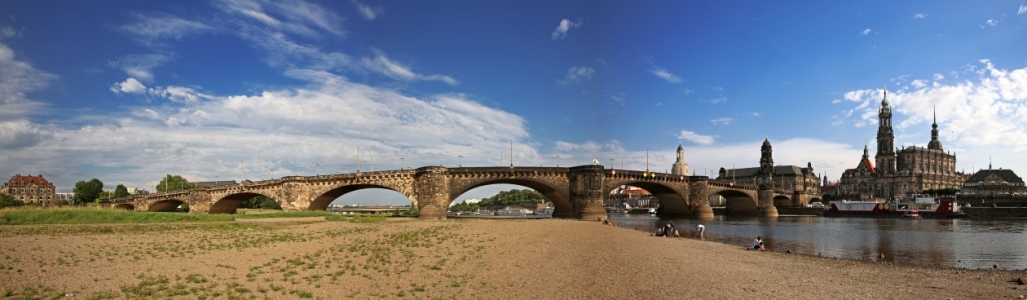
(858, 157, 876, 174)
(899, 145, 952, 156)
(966, 169, 1024, 184)
(723, 165, 810, 177)
(5, 174, 53, 187)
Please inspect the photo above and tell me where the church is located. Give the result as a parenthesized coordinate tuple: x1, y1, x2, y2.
(836, 90, 965, 200)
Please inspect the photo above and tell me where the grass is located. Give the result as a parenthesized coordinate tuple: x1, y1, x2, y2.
(0, 207, 389, 225)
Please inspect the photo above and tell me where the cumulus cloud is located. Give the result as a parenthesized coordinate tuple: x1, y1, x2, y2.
(834, 60, 1027, 154)
(649, 67, 681, 84)
(561, 66, 595, 84)
(1020, 5, 1027, 15)
(361, 50, 459, 85)
(860, 28, 872, 36)
(351, 0, 383, 20)
(678, 130, 715, 145)
(0, 42, 54, 150)
(933, 73, 945, 81)
(551, 19, 582, 40)
(110, 78, 147, 94)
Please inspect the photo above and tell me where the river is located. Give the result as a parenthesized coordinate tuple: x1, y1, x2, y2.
(605, 213, 1027, 270)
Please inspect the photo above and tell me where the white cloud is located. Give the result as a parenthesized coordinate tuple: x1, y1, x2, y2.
(361, 50, 459, 85)
(933, 73, 945, 81)
(561, 66, 595, 84)
(910, 79, 926, 89)
(649, 67, 681, 84)
(109, 54, 170, 81)
(913, 13, 927, 19)
(751, 112, 761, 117)
(1020, 5, 1027, 15)
(218, 0, 346, 38)
(120, 13, 212, 44)
(110, 78, 147, 94)
(983, 19, 998, 27)
(677, 130, 715, 145)
(148, 86, 214, 103)
(0, 42, 54, 150)
(709, 96, 727, 104)
(860, 28, 872, 36)
(551, 19, 582, 40)
(0, 26, 17, 40)
(711, 117, 733, 125)
(351, 0, 383, 21)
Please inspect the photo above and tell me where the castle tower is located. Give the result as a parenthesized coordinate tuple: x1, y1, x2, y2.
(875, 89, 896, 176)
(670, 143, 690, 176)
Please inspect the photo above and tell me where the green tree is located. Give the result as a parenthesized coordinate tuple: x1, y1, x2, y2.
(241, 196, 282, 209)
(478, 189, 548, 207)
(114, 184, 130, 198)
(156, 174, 196, 192)
(0, 193, 24, 208)
(73, 178, 104, 205)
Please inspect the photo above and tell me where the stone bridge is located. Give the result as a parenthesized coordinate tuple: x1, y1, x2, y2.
(112, 165, 820, 219)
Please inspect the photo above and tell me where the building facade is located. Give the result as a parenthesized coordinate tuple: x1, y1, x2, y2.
(1, 174, 57, 205)
(837, 90, 964, 200)
(961, 166, 1026, 196)
(717, 138, 822, 195)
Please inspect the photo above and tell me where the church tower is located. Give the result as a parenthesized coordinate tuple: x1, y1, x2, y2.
(670, 143, 690, 176)
(927, 106, 943, 151)
(759, 137, 774, 180)
(875, 89, 896, 176)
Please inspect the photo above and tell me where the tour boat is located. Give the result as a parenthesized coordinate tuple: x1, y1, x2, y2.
(824, 197, 964, 218)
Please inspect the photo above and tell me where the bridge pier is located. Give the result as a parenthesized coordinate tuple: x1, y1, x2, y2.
(758, 186, 779, 217)
(692, 202, 714, 218)
(568, 165, 608, 220)
(414, 166, 451, 219)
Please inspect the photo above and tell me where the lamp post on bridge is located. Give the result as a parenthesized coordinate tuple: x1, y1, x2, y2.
(458, 155, 462, 167)
(400, 158, 404, 170)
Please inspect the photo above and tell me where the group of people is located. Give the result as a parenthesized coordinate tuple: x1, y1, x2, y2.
(649, 222, 766, 251)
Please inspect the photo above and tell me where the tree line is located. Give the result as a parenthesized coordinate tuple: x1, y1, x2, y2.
(449, 189, 549, 212)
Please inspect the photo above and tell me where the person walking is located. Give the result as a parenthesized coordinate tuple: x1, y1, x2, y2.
(695, 224, 705, 240)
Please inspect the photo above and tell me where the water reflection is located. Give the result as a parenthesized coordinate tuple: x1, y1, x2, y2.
(605, 214, 1027, 270)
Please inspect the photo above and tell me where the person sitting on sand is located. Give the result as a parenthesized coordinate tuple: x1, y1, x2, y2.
(602, 219, 615, 227)
(663, 222, 675, 238)
(654, 227, 665, 237)
(751, 236, 766, 251)
(695, 224, 705, 240)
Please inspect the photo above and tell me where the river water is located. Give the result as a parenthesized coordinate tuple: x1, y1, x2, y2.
(606, 213, 1027, 270)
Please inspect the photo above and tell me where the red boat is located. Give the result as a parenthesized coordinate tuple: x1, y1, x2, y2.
(824, 198, 964, 218)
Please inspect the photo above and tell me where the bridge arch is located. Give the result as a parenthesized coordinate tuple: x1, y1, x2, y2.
(605, 181, 687, 214)
(450, 179, 570, 217)
(113, 203, 134, 210)
(773, 195, 792, 207)
(211, 192, 280, 214)
(712, 190, 758, 216)
(148, 199, 187, 212)
(310, 184, 412, 211)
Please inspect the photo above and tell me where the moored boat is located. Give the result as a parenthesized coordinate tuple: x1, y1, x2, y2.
(824, 197, 964, 218)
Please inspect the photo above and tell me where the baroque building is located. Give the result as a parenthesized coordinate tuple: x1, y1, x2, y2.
(961, 165, 1026, 196)
(837, 90, 964, 200)
(1, 174, 57, 205)
(717, 138, 821, 196)
(670, 143, 689, 176)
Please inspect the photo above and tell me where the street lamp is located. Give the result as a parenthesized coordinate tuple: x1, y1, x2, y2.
(459, 155, 463, 167)
(400, 157, 405, 170)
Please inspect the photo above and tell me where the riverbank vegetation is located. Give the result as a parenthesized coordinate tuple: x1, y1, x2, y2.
(450, 189, 548, 212)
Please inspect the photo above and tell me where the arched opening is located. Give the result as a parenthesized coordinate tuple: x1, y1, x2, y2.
(312, 185, 415, 216)
(113, 203, 135, 210)
(211, 192, 279, 214)
(716, 190, 758, 216)
(449, 183, 556, 217)
(606, 182, 685, 215)
(773, 195, 792, 207)
(148, 199, 186, 212)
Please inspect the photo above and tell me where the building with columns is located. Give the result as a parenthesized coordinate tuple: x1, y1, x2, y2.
(1, 174, 57, 205)
(837, 90, 965, 200)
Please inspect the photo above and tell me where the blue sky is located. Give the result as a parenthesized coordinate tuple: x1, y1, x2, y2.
(2, 1, 1027, 204)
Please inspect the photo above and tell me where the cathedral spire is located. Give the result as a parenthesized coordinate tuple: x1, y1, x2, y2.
(928, 104, 943, 151)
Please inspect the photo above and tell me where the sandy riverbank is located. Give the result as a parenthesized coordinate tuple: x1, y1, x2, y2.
(0, 218, 1023, 299)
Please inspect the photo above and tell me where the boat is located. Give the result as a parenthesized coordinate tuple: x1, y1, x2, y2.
(824, 197, 964, 218)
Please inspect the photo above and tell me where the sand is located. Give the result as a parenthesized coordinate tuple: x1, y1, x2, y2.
(0, 218, 1024, 299)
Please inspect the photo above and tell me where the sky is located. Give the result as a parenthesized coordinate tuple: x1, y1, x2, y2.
(2, 1, 1027, 205)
